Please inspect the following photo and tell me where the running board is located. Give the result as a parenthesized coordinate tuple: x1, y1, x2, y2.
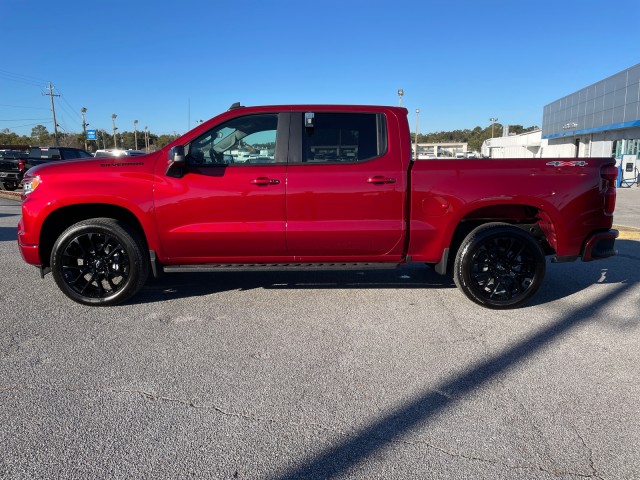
(163, 263, 400, 273)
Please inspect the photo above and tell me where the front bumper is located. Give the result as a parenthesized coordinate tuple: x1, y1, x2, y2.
(17, 216, 41, 265)
(0, 172, 23, 181)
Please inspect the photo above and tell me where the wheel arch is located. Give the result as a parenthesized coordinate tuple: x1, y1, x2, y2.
(39, 203, 150, 269)
(438, 202, 559, 274)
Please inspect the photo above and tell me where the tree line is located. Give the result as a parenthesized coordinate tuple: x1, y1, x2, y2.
(2, 122, 540, 154)
(411, 123, 539, 153)
(0, 125, 180, 152)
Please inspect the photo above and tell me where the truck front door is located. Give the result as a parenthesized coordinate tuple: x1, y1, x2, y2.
(154, 113, 289, 263)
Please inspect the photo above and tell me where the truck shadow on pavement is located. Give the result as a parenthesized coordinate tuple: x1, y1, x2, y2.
(136, 240, 640, 309)
(0, 226, 17, 242)
(138, 264, 457, 304)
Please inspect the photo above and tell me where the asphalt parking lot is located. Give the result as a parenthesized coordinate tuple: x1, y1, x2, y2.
(1, 189, 639, 479)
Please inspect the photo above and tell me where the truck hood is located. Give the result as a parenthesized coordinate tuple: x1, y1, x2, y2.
(27, 152, 160, 178)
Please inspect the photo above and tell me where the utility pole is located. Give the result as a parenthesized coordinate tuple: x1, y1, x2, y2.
(134, 119, 139, 150)
(43, 82, 60, 146)
(81, 107, 88, 150)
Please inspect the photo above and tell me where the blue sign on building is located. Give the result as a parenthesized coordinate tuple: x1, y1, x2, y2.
(86, 129, 97, 140)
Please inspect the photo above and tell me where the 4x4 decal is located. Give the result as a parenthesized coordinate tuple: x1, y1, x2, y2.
(545, 160, 588, 167)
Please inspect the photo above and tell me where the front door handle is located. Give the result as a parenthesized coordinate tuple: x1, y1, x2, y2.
(367, 176, 396, 185)
(251, 177, 280, 186)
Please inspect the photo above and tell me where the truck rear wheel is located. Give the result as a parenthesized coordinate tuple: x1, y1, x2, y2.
(50, 218, 149, 306)
(453, 223, 545, 309)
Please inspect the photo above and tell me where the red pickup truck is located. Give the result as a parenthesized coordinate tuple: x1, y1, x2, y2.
(18, 104, 618, 309)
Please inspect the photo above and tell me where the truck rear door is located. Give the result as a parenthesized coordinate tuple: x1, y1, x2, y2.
(285, 111, 406, 260)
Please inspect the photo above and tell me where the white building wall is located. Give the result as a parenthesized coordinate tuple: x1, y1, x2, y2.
(544, 139, 577, 157)
(482, 130, 543, 158)
(483, 127, 640, 159)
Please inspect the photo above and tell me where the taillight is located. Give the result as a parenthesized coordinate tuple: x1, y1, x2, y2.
(601, 163, 618, 215)
(18, 159, 25, 171)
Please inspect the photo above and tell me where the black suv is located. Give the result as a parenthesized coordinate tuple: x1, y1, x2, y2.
(0, 146, 93, 191)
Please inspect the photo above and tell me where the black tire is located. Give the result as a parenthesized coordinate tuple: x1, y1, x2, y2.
(0, 181, 19, 191)
(453, 223, 546, 309)
(50, 218, 149, 306)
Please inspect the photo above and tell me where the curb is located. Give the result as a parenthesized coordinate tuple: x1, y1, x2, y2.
(614, 225, 640, 240)
(0, 190, 21, 200)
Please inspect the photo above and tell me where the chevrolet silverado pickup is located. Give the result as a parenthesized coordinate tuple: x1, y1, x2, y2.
(18, 104, 619, 308)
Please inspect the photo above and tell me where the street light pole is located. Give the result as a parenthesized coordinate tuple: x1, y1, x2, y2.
(144, 126, 149, 151)
(111, 114, 118, 148)
(415, 108, 420, 161)
(134, 119, 139, 150)
(490, 117, 498, 138)
(398, 88, 404, 107)
(81, 107, 88, 150)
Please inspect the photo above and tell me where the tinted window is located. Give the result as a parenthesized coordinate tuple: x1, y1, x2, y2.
(74, 150, 94, 159)
(30, 148, 61, 159)
(187, 114, 278, 166)
(302, 113, 386, 163)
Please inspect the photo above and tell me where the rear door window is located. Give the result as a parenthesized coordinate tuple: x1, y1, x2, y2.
(300, 113, 387, 164)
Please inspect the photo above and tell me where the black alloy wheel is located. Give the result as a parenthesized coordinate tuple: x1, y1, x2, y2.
(453, 223, 546, 309)
(51, 218, 149, 306)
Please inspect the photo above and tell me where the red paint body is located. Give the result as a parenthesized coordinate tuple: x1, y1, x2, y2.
(18, 105, 617, 271)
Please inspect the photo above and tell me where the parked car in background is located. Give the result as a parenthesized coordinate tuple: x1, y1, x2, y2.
(0, 147, 29, 190)
(0, 146, 92, 191)
(94, 149, 146, 158)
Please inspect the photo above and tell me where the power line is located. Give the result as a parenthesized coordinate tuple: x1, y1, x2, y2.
(0, 103, 49, 111)
(0, 69, 47, 87)
(1, 121, 53, 129)
(0, 118, 51, 121)
(59, 93, 83, 123)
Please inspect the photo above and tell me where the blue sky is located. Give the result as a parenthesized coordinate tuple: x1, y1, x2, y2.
(2, 0, 639, 138)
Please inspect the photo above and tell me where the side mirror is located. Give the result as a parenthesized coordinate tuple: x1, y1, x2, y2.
(168, 145, 186, 164)
(166, 145, 186, 178)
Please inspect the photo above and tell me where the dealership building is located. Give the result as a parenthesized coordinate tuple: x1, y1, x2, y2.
(482, 63, 640, 184)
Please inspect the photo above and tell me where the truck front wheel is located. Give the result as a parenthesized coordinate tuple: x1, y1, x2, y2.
(453, 223, 546, 309)
(50, 218, 149, 306)
(0, 181, 19, 191)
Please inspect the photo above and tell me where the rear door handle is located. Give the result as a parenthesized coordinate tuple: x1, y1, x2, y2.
(367, 176, 396, 185)
(250, 177, 280, 186)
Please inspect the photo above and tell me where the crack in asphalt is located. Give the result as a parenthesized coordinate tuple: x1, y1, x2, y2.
(573, 426, 605, 480)
(0, 384, 606, 478)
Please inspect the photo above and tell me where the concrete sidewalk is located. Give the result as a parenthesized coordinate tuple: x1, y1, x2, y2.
(613, 185, 640, 229)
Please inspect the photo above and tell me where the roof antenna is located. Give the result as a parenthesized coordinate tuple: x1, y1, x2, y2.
(229, 102, 244, 110)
